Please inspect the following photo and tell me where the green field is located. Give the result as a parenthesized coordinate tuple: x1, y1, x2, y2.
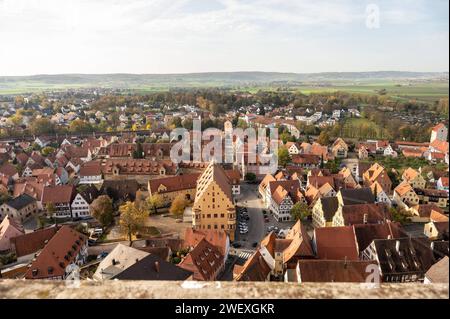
(0, 73, 448, 103)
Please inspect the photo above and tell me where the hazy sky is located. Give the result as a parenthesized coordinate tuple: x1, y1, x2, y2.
(0, 0, 448, 75)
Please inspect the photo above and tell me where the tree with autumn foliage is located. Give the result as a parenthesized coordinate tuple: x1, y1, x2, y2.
(119, 201, 147, 244)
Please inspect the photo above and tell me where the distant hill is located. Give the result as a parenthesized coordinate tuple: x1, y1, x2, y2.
(0, 71, 448, 94)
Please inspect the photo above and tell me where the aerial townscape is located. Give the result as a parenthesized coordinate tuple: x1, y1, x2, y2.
(0, 0, 448, 303)
(0, 83, 448, 286)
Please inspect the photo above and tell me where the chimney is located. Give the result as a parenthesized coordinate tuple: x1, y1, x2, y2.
(112, 258, 117, 266)
(363, 213, 368, 224)
(343, 256, 348, 269)
(154, 261, 160, 273)
(387, 235, 392, 240)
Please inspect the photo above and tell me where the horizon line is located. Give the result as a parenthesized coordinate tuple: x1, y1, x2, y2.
(1, 70, 449, 77)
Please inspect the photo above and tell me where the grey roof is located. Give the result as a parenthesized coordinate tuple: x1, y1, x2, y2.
(339, 187, 375, 205)
(112, 254, 192, 281)
(5, 194, 36, 210)
(370, 237, 435, 277)
(320, 197, 339, 222)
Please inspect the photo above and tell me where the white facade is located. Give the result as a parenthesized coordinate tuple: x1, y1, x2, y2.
(79, 174, 103, 185)
(383, 145, 398, 157)
(430, 125, 448, 143)
(270, 195, 293, 222)
(71, 193, 90, 218)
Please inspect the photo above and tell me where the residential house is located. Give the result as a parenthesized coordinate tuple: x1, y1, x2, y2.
(408, 204, 444, 223)
(0, 194, 38, 223)
(178, 238, 225, 281)
(332, 203, 392, 227)
(291, 154, 321, 169)
(93, 244, 151, 280)
(148, 173, 200, 207)
(79, 161, 103, 184)
(112, 254, 193, 281)
(331, 138, 348, 158)
(233, 250, 272, 282)
(100, 180, 140, 202)
(24, 226, 88, 280)
(383, 145, 398, 157)
(436, 177, 449, 193)
(71, 186, 99, 218)
(402, 167, 426, 188)
(313, 226, 359, 260)
(393, 182, 419, 209)
(10, 226, 59, 263)
(430, 123, 448, 143)
(353, 222, 402, 254)
(0, 163, 19, 181)
(424, 221, 449, 240)
(102, 159, 178, 184)
(184, 228, 230, 263)
(358, 146, 369, 160)
(337, 187, 376, 206)
(414, 188, 448, 210)
(370, 181, 392, 207)
(42, 185, 75, 218)
(361, 237, 435, 282)
(312, 197, 339, 228)
(285, 142, 300, 155)
(287, 260, 378, 283)
(0, 216, 24, 252)
(362, 163, 392, 195)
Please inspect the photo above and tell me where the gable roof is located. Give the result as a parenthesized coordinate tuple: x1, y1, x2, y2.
(93, 244, 150, 280)
(3, 194, 36, 210)
(112, 254, 192, 281)
(318, 197, 340, 222)
(148, 173, 200, 194)
(402, 167, 420, 182)
(24, 226, 88, 279)
(339, 187, 375, 205)
(10, 226, 59, 257)
(340, 203, 392, 226)
(178, 238, 224, 281)
(371, 237, 435, 276)
(297, 260, 378, 283)
(353, 222, 402, 252)
(394, 181, 415, 196)
(184, 228, 229, 258)
(234, 250, 271, 281)
(314, 226, 359, 260)
(42, 185, 75, 205)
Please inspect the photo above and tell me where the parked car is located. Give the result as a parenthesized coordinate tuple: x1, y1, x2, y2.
(96, 252, 108, 260)
(252, 242, 258, 248)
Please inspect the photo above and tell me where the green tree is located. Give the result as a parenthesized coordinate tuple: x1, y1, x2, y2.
(69, 119, 93, 133)
(41, 146, 55, 157)
(169, 194, 189, 216)
(277, 147, 291, 168)
(245, 172, 257, 183)
(90, 195, 114, 227)
(119, 201, 147, 244)
(317, 131, 330, 146)
(30, 118, 55, 135)
(132, 142, 144, 159)
(147, 194, 163, 215)
(290, 202, 311, 221)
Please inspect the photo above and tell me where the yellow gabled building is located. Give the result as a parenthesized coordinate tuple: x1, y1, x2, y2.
(192, 162, 236, 240)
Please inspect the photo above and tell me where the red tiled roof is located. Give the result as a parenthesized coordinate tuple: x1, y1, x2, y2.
(24, 226, 87, 279)
(42, 185, 75, 205)
(178, 238, 224, 281)
(314, 226, 359, 260)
